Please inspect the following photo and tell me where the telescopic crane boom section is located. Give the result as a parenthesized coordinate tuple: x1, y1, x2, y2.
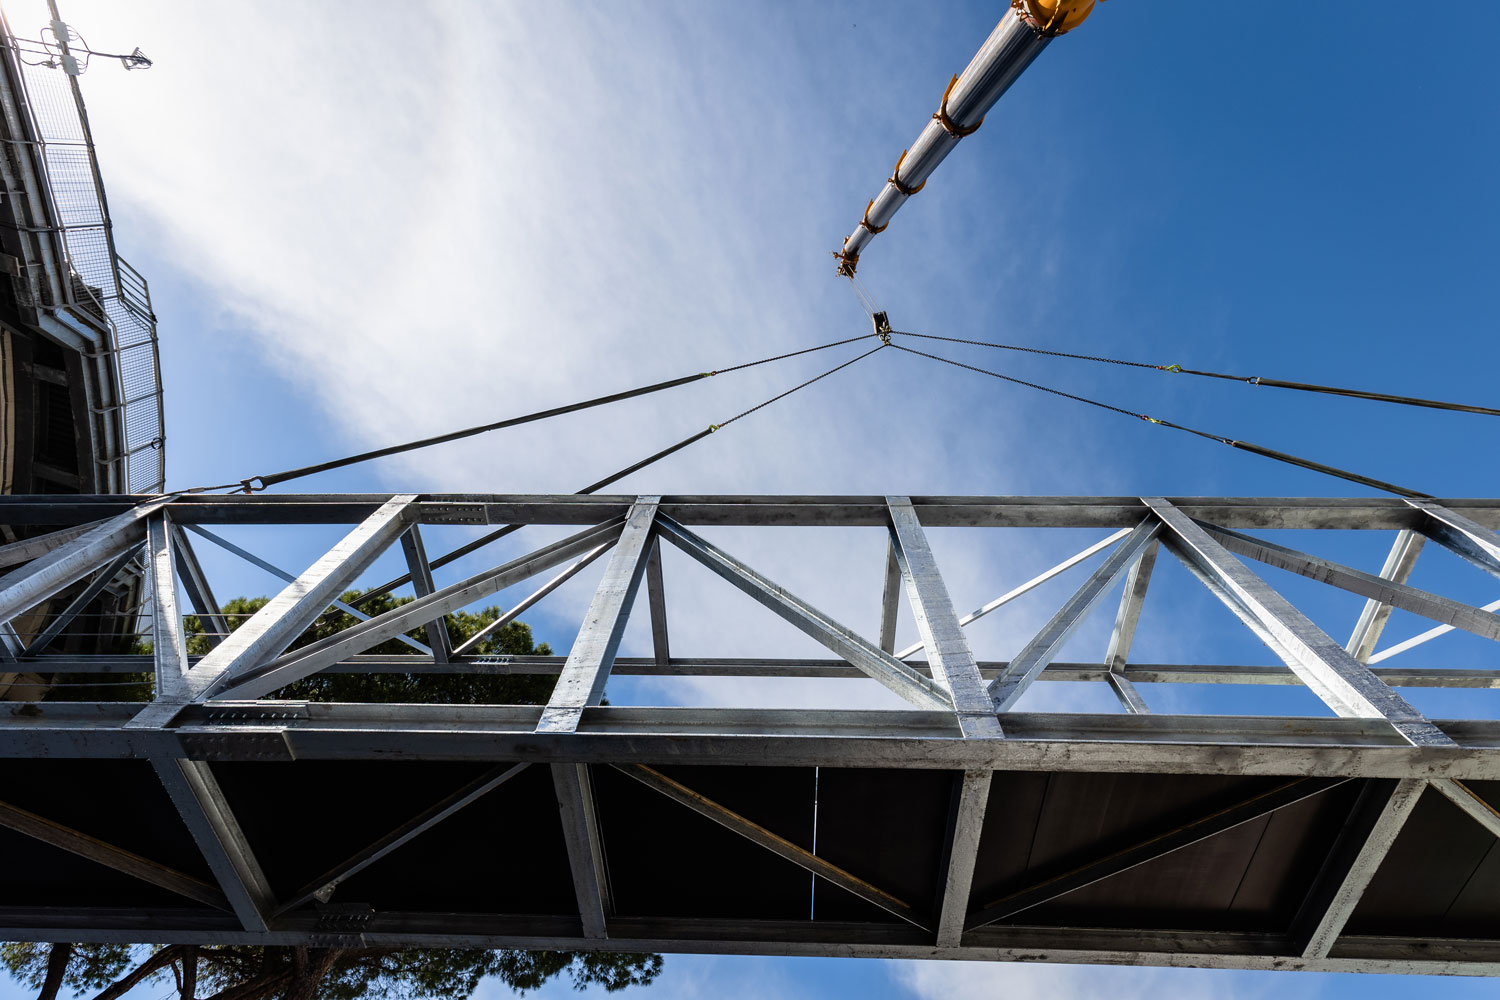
(835, 0, 1099, 277)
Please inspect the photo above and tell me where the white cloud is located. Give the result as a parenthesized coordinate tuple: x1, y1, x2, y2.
(25, 1, 1172, 716)
(892, 959, 1311, 1000)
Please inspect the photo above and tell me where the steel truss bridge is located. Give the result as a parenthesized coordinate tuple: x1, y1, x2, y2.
(2, 492, 1500, 974)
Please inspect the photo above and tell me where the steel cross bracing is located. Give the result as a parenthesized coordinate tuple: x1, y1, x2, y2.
(3, 493, 1500, 974)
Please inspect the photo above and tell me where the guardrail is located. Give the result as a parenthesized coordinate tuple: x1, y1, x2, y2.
(0, 4, 163, 492)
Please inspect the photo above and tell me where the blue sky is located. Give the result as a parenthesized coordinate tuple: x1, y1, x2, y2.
(3, 0, 1498, 996)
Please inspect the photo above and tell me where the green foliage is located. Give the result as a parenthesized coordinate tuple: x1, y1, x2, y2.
(3, 943, 662, 999)
(259, 947, 660, 999)
(192, 591, 556, 704)
(0, 942, 132, 993)
(46, 590, 558, 706)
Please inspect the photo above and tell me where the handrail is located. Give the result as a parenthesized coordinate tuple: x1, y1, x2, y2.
(0, 3, 164, 493)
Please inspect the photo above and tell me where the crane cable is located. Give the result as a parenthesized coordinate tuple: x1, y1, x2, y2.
(846, 274, 881, 321)
(185, 332, 881, 495)
(893, 330, 1500, 418)
(889, 342, 1433, 499)
(348, 342, 886, 607)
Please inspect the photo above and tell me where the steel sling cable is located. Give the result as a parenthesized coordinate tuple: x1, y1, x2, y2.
(889, 343, 1433, 499)
(186, 332, 881, 495)
(349, 342, 887, 607)
(893, 330, 1500, 417)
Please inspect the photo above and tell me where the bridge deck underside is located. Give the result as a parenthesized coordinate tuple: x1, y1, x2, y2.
(4, 756, 1498, 971)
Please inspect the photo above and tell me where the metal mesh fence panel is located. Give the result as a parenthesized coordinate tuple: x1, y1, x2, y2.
(3, 4, 164, 491)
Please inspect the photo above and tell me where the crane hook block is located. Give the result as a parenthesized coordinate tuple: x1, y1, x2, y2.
(872, 311, 893, 345)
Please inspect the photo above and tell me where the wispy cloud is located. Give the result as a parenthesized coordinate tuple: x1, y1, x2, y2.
(48, 0, 1132, 708)
(892, 958, 1314, 1000)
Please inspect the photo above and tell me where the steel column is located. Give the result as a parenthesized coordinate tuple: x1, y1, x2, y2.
(879, 539, 901, 654)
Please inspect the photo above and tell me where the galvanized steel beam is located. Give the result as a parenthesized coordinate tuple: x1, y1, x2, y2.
(645, 538, 670, 670)
(1347, 530, 1424, 663)
(895, 528, 1130, 660)
(0, 498, 162, 624)
(182, 524, 427, 655)
(11, 494, 1500, 531)
(887, 497, 1001, 737)
(1103, 540, 1157, 714)
(538, 499, 658, 734)
(19, 547, 135, 657)
(1411, 500, 1500, 580)
(400, 524, 452, 664)
(449, 542, 613, 658)
(1429, 778, 1500, 840)
(553, 763, 611, 938)
(275, 762, 531, 916)
(1296, 778, 1426, 960)
(215, 517, 626, 702)
(655, 514, 952, 712)
(0, 518, 111, 571)
(169, 523, 229, 651)
(146, 514, 188, 701)
(151, 758, 277, 933)
(0, 795, 226, 908)
(189, 495, 416, 700)
(989, 519, 1160, 712)
(1145, 499, 1453, 748)
(1200, 523, 1500, 644)
(935, 769, 991, 946)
